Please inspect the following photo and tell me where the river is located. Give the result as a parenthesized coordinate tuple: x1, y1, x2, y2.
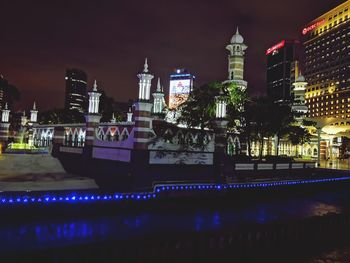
(1, 186, 350, 262)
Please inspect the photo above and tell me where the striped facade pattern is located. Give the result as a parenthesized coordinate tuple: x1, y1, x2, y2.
(0, 123, 10, 142)
(85, 115, 102, 146)
(133, 102, 153, 150)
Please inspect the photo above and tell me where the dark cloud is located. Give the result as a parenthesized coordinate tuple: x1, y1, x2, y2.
(0, 0, 346, 110)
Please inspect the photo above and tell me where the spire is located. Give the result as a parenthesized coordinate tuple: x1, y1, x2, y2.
(4, 102, 8, 110)
(22, 110, 25, 117)
(157, 77, 161, 92)
(111, 112, 116, 123)
(143, 58, 149, 73)
(236, 27, 239, 35)
(161, 85, 164, 93)
(93, 80, 98, 91)
(33, 101, 36, 110)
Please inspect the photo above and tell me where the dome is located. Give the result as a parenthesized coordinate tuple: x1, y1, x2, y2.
(230, 27, 244, 44)
(296, 73, 305, 82)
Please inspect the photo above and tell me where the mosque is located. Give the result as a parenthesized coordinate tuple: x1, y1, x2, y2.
(0, 28, 348, 171)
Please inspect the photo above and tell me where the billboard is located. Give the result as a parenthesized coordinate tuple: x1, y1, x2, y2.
(266, 40, 285, 55)
(169, 79, 191, 109)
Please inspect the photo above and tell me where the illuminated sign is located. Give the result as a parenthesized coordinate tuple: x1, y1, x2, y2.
(169, 79, 191, 109)
(302, 19, 326, 35)
(266, 40, 285, 55)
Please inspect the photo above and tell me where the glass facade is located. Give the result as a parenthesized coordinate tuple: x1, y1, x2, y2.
(65, 69, 87, 113)
(266, 40, 300, 104)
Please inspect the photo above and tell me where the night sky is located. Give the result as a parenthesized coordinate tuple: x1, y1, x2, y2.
(0, 0, 346, 111)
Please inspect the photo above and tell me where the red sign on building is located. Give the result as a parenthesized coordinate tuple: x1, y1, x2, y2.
(266, 40, 286, 55)
(302, 19, 326, 35)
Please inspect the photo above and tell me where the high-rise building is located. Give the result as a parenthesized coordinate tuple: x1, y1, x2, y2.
(65, 69, 87, 113)
(0, 75, 7, 110)
(303, 1, 350, 119)
(266, 39, 300, 104)
(225, 27, 248, 91)
(168, 68, 195, 109)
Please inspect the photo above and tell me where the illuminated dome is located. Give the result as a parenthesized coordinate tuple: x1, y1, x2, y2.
(230, 27, 244, 44)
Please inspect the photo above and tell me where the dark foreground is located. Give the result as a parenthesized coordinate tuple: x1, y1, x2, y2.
(1, 180, 350, 262)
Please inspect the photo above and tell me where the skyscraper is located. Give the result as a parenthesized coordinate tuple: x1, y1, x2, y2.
(65, 69, 87, 113)
(0, 81, 4, 111)
(303, 1, 350, 119)
(168, 68, 195, 109)
(266, 39, 300, 104)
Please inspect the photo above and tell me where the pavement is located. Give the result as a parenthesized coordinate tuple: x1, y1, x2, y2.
(0, 154, 98, 192)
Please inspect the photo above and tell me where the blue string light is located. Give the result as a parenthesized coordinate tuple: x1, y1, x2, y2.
(1, 176, 350, 206)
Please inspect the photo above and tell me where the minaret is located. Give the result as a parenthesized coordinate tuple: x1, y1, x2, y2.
(127, 107, 133, 122)
(152, 77, 165, 114)
(110, 112, 116, 123)
(0, 103, 11, 146)
(133, 58, 154, 150)
(291, 72, 308, 117)
(88, 80, 102, 114)
(85, 80, 102, 146)
(21, 110, 27, 127)
(137, 58, 154, 101)
(1, 103, 10, 123)
(30, 101, 38, 123)
(225, 27, 248, 91)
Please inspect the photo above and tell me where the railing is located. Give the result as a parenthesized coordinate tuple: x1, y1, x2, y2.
(233, 162, 316, 171)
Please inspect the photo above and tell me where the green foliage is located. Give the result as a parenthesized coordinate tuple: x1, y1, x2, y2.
(225, 82, 248, 111)
(178, 81, 247, 130)
(177, 82, 221, 130)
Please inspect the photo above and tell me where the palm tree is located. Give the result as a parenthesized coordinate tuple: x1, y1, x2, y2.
(177, 82, 247, 149)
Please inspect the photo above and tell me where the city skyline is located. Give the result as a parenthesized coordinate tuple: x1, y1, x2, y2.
(0, 0, 345, 111)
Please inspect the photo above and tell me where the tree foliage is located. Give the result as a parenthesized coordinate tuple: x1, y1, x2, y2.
(98, 90, 123, 123)
(175, 81, 312, 158)
(177, 81, 247, 131)
(39, 109, 85, 124)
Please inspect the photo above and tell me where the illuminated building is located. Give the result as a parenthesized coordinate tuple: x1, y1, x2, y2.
(168, 68, 195, 109)
(225, 27, 248, 90)
(65, 69, 87, 113)
(266, 39, 300, 104)
(291, 73, 308, 116)
(303, 1, 350, 119)
(0, 75, 8, 110)
(152, 78, 165, 114)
